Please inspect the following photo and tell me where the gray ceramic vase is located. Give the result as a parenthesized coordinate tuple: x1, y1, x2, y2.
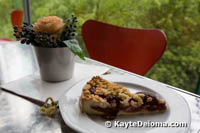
(33, 46, 75, 82)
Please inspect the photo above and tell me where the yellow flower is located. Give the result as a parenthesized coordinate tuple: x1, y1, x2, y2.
(33, 16, 65, 34)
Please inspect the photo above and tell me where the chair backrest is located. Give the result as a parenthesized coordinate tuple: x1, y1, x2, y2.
(11, 9, 23, 30)
(82, 20, 167, 75)
(11, 9, 23, 41)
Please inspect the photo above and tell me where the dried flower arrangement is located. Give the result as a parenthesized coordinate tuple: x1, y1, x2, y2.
(13, 15, 84, 60)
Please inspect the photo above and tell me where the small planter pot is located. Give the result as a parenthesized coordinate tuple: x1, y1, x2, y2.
(33, 46, 75, 82)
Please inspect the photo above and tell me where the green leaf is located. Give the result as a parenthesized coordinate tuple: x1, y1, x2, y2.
(63, 39, 85, 60)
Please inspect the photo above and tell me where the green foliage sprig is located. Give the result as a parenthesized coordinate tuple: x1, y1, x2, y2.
(13, 15, 84, 60)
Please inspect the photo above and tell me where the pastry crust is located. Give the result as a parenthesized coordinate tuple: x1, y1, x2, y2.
(80, 76, 167, 119)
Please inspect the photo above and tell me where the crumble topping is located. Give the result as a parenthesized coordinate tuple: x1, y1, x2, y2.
(147, 97, 153, 102)
(82, 76, 143, 105)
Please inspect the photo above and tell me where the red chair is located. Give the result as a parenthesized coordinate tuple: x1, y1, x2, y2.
(0, 38, 12, 42)
(11, 9, 23, 40)
(82, 20, 167, 75)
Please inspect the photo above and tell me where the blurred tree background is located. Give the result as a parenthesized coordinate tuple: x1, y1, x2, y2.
(0, 0, 200, 94)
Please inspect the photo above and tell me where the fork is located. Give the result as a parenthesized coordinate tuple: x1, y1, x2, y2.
(0, 87, 45, 106)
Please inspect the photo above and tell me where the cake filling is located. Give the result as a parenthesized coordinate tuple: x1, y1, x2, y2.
(89, 86, 97, 94)
(91, 92, 167, 119)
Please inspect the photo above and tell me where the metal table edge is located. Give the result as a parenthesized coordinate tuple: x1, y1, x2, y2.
(85, 57, 200, 99)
